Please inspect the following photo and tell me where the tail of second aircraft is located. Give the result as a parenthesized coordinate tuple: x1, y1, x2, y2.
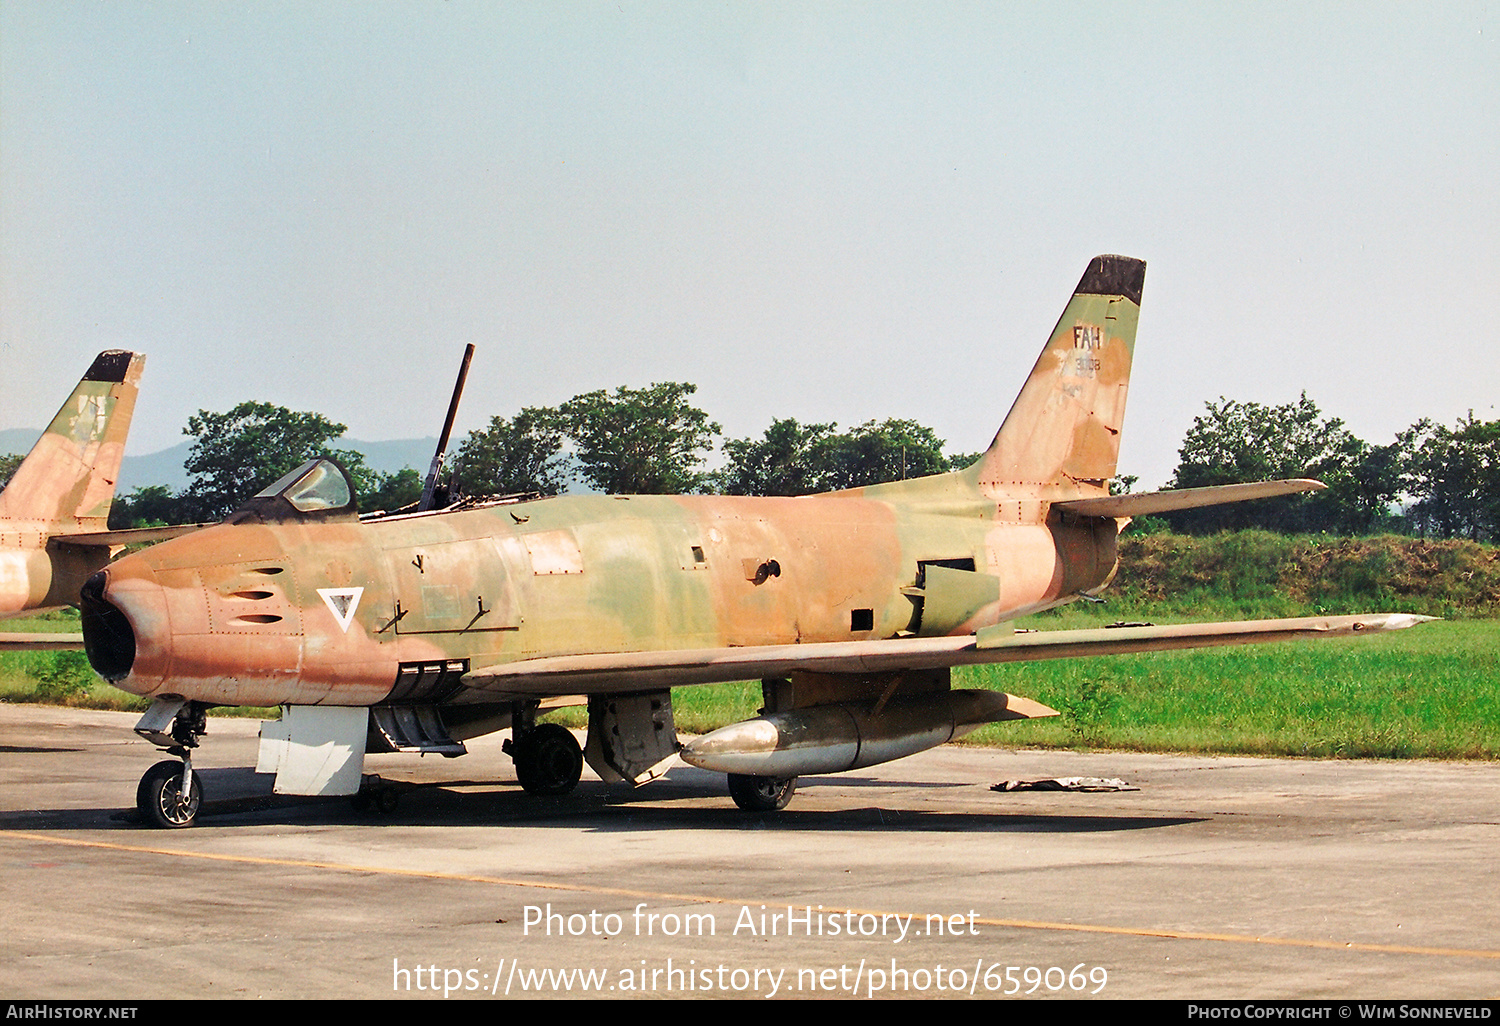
(973, 255, 1145, 501)
(0, 351, 146, 531)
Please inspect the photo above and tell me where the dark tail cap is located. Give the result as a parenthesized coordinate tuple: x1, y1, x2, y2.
(84, 350, 138, 383)
(1075, 255, 1146, 305)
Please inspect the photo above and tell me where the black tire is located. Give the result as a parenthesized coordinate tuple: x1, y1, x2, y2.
(137, 760, 202, 829)
(352, 775, 396, 814)
(512, 723, 584, 796)
(728, 773, 796, 812)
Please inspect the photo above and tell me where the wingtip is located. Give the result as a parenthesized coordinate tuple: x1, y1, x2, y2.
(1356, 613, 1440, 632)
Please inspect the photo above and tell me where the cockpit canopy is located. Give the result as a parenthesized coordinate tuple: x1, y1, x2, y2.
(228, 458, 359, 523)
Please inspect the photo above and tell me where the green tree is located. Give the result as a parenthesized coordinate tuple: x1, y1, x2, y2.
(945, 451, 983, 473)
(1334, 439, 1408, 535)
(0, 452, 22, 491)
(811, 418, 951, 492)
(108, 484, 197, 529)
(559, 383, 720, 494)
(182, 401, 372, 519)
(360, 468, 423, 514)
(456, 407, 569, 497)
(715, 418, 838, 496)
(1166, 394, 1395, 534)
(1401, 415, 1500, 542)
(716, 417, 970, 496)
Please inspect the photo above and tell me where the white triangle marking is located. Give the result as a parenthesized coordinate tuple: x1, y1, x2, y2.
(317, 587, 364, 633)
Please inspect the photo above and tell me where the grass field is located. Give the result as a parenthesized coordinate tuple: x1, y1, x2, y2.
(955, 616, 1498, 759)
(4, 591, 1496, 762)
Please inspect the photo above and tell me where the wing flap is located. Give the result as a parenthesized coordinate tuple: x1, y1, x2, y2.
(464, 613, 1431, 695)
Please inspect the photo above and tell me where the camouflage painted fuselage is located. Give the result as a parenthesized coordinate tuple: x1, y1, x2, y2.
(95, 471, 1119, 708)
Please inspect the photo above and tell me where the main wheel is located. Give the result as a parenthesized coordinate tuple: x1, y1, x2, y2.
(351, 775, 400, 814)
(728, 773, 796, 812)
(137, 760, 203, 829)
(512, 724, 584, 796)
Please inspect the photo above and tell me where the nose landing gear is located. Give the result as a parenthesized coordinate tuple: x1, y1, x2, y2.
(132, 699, 209, 828)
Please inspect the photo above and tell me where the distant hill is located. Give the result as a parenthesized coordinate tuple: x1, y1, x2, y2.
(1, 429, 437, 493)
(0, 429, 42, 460)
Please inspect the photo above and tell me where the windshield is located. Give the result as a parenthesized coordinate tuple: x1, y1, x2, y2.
(254, 459, 353, 512)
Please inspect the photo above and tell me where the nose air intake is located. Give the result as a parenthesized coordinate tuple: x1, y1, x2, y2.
(81, 570, 136, 681)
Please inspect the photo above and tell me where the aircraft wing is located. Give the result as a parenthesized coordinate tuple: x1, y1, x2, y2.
(0, 633, 85, 651)
(464, 612, 1431, 694)
(1054, 479, 1324, 518)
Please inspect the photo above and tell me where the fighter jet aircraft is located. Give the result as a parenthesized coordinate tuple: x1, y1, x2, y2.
(80, 256, 1428, 827)
(0, 351, 188, 650)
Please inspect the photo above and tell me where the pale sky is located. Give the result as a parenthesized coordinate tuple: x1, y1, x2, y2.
(2, 1, 1495, 489)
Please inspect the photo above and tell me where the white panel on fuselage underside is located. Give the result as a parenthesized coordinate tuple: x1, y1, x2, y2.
(257, 705, 368, 796)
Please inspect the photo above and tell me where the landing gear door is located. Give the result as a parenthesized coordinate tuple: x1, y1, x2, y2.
(257, 706, 368, 796)
(585, 692, 678, 786)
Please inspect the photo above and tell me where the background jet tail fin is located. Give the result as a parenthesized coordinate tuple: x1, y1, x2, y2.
(0, 351, 146, 531)
(975, 256, 1145, 500)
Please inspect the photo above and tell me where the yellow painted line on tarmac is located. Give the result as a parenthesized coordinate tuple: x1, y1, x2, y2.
(5, 829, 1499, 962)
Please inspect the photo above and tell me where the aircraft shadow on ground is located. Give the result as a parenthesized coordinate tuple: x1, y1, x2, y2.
(1, 766, 1203, 836)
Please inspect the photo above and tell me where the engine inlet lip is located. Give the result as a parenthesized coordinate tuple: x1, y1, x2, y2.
(81, 570, 136, 681)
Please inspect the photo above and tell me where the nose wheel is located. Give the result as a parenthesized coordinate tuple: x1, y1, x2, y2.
(137, 759, 203, 828)
(133, 699, 209, 828)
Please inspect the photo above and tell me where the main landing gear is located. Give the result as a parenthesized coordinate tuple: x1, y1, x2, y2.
(504, 706, 584, 796)
(727, 773, 797, 812)
(350, 775, 402, 815)
(133, 701, 208, 829)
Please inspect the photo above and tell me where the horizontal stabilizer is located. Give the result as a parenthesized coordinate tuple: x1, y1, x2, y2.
(57, 523, 212, 547)
(1055, 479, 1325, 518)
(0, 633, 85, 651)
(465, 613, 1432, 695)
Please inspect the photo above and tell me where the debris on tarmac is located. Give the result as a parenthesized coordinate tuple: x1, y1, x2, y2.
(992, 777, 1140, 792)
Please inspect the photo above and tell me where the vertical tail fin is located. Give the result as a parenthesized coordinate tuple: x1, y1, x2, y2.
(0, 351, 146, 530)
(975, 255, 1145, 500)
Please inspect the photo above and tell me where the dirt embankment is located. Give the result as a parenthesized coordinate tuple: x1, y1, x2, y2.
(1115, 532, 1500, 618)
